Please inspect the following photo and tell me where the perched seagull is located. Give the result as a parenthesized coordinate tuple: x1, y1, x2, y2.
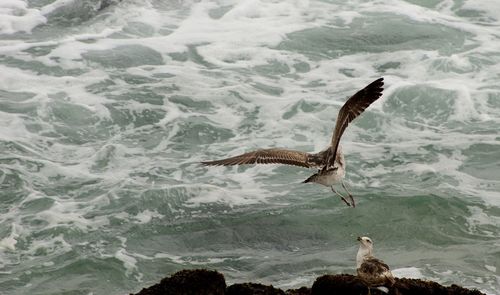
(202, 78, 384, 207)
(356, 236, 395, 294)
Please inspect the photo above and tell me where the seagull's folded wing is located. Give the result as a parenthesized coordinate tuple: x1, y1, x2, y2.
(358, 257, 395, 286)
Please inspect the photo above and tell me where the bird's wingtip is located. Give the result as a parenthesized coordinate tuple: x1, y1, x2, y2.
(374, 77, 384, 84)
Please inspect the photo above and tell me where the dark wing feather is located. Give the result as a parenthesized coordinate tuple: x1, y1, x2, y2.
(357, 257, 395, 286)
(325, 77, 384, 169)
(202, 148, 319, 168)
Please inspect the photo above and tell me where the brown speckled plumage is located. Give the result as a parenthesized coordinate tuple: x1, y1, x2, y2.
(202, 78, 385, 207)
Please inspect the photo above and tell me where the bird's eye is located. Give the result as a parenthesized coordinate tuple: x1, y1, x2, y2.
(367, 239, 372, 243)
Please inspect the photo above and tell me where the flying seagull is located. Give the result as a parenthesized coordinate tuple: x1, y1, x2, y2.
(202, 78, 384, 207)
(356, 236, 395, 294)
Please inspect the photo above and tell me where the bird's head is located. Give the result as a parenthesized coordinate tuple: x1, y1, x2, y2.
(357, 236, 373, 251)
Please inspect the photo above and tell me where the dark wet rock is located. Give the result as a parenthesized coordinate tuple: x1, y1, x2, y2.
(394, 277, 485, 295)
(227, 283, 285, 295)
(131, 269, 485, 295)
(312, 274, 368, 294)
(133, 269, 226, 295)
(312, 274, 485, 295)
(285, 286, 312, 295)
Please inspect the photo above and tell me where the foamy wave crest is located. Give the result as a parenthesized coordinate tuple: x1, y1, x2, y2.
(0, 0, 46, 34)
(0, 0, 121, 35)
(0, 0, 499, 294)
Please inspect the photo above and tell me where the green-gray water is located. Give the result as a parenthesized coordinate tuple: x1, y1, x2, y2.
(0, 0, 498, 294)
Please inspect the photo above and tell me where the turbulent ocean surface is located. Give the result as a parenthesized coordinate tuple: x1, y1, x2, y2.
(0, 0, 499, 294)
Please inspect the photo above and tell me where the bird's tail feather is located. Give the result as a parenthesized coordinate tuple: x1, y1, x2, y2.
(376, 286, 389, 293)
(302, 174, 318, 183)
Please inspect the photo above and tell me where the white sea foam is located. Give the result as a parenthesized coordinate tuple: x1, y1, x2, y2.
(133, 209, 163, 224)
(27, 234, 73, 257)
(154, 252, 184, 264)
(392, 267, 424, 279)
(462, 0, 500, 22)
(114, 247, 143, 281)
(0, 0, 499, 294)
(0, 0, 46, 34)
(0, 224, 18, 251)
(427, 267, 499, 295)
(466, 206, 500, 237)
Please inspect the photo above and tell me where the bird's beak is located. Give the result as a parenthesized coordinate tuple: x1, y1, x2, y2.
(357, 236, 361, 242)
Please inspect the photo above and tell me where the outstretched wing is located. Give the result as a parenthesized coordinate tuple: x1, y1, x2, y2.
(325, 77, 384, 169)
(202, 148, 320, 168)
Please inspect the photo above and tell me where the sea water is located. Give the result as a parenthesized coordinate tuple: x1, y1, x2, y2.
(0, 0, 499, 294)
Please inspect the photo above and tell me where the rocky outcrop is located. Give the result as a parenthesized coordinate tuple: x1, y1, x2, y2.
(131, 269, 485, 295)
(132, 269, 226, 295)
(312, 274, 485, 295)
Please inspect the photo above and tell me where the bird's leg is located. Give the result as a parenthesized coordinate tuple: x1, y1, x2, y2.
(331, 186, 351, 207)
(341, 180, 355, 208)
